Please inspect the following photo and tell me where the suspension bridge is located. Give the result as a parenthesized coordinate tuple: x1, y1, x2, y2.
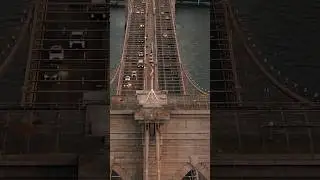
(0, 0, 319, 179)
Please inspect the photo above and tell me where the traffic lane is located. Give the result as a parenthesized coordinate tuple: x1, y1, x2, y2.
(121, 43, 145, 93)
(45, 10, 107, 91)
(45, 6, 92, 31)
(155, 50, 183, 93)
(85, 21, 108, 90)
(121, 6, 148, 94)
(121, 28, 145, 91)
(35, 8, 90, 103)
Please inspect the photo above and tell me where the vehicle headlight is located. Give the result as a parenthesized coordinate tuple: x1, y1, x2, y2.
(91, 14, 94, 18)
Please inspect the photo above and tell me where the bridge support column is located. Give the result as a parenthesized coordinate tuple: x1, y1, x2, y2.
(156, 124, 161, 180)
(144, 125, 149, 180)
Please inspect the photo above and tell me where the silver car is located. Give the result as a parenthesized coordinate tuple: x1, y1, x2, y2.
(123, 75, 132, 88)
(138, 51, 144, 57)
(49, 45, 64, 60)
(69, 31, 85, 48)
(137, 59, 144, 68)
(124, 75, 131, 81)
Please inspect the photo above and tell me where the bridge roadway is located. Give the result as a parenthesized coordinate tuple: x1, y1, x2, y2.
(23, 0, 109, 105)
(154, 0, 185, 94)
(117, 0, 186, 96)
(116, 0, 146, 95)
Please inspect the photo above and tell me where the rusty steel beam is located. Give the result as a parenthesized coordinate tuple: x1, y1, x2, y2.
(31, 57, 106, 60)
(28, 90, 102, 93)
(35, 38, 109, 41)
(47, 2, 109, 5)
(32, 48, 106, 51)
(46, 11, 109, 14)
(29, 69, 107, 71)
(40, 29, 107, 32)
(42, 20, 109, 23)
(29, 80, 106, 82)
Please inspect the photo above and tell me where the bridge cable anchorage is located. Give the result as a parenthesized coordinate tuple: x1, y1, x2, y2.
(226, 1, 313, 105)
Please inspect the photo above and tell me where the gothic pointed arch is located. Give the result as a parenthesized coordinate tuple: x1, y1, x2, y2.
(172, 162, 209, 180)
(194, 162, 209, 179)
(111, 170, 121, 179)
(111, 163, 130, 180)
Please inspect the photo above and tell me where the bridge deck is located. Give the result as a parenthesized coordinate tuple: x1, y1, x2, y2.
(117, 0, 146, 95)
(117, 0, 185, 95)
(155, 0, 184, 94)
(23, 0, 109, 105)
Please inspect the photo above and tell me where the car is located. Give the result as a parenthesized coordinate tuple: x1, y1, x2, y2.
(165, 16, 170, 20)
(137, 59, 144, 68)
(43, 65, 68, 82)
(89, 9, 107, 20)
(43, 64, 59, 80)
(123, 82, 132, 88)
(124, 75, 131, 81)
(131, 71, 137, 78)
(163, 33, 168, 38)
(49, 45, 64, 60)
(138, 51, 144, 57)
(139, 24, 144, 28)
(69, 31, 85, 48)
(43, 71, 58, 80)
(88, 0, 107, 20)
